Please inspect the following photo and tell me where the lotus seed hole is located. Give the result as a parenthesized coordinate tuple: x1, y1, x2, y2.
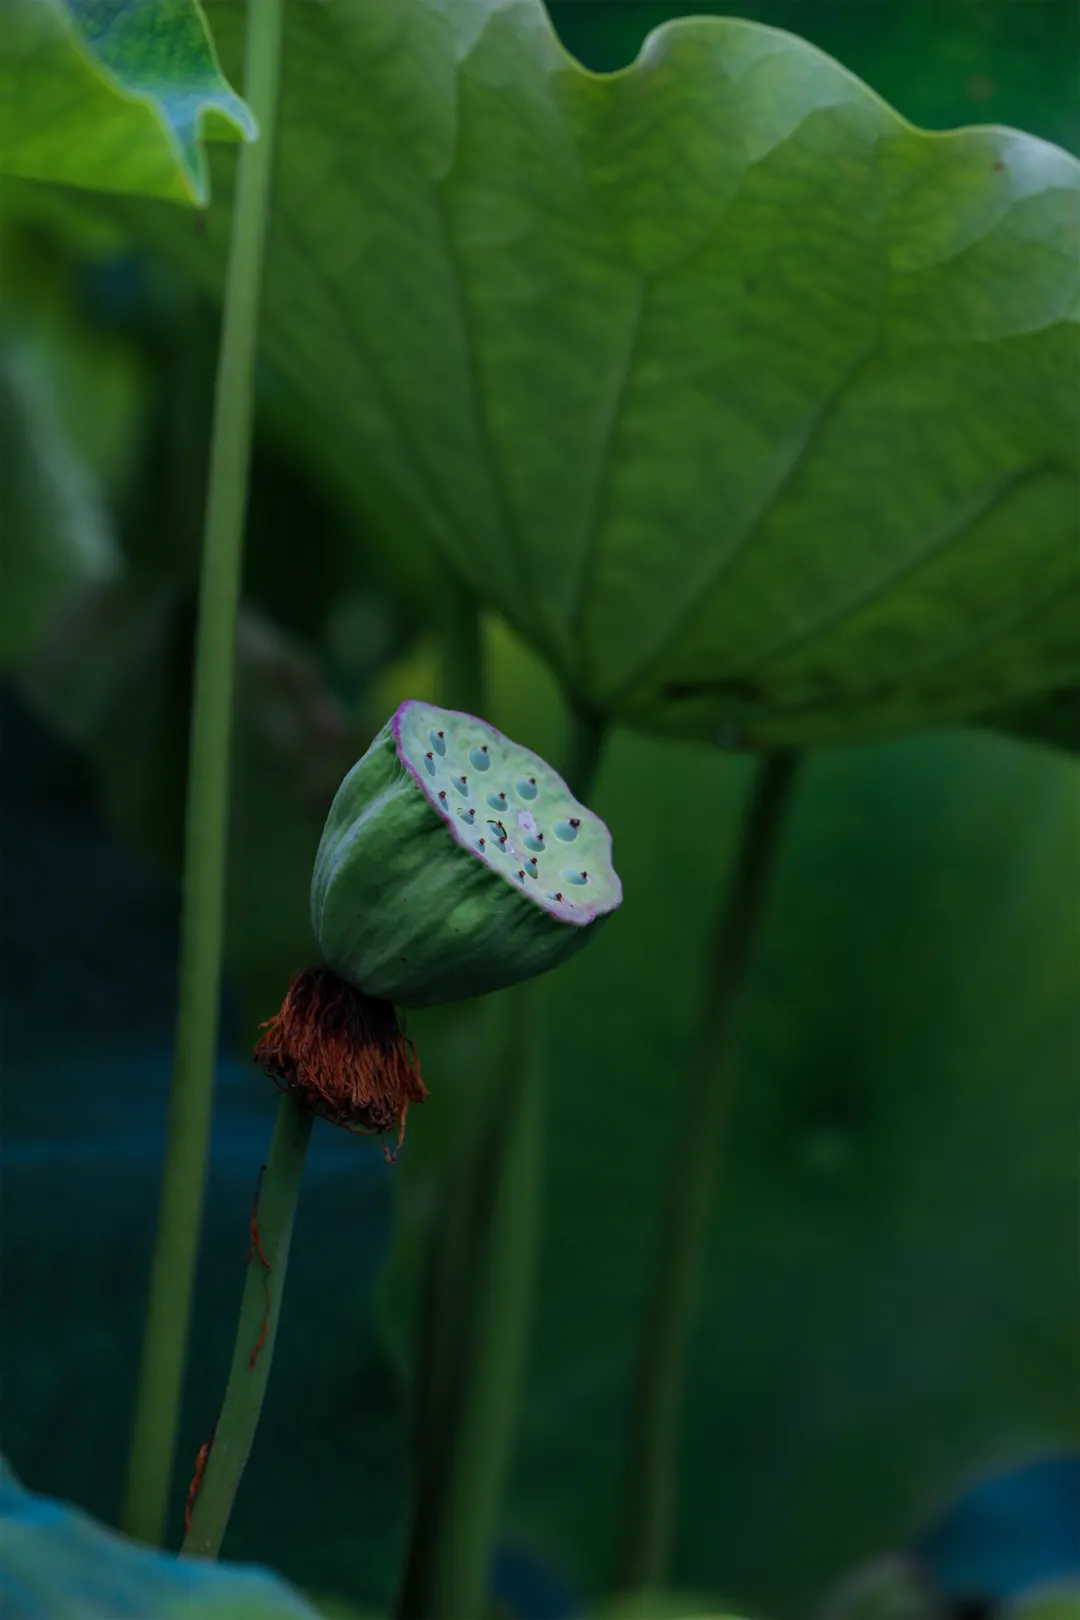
(564, 869, 588, 885)
(487, 820, 506, 842)
(423, 752, 437, 776)
(516, 778, 539, 801)
(554, 819, 580, 842)
(437, 790, 447, 804)
(457, 808, 475, 825)
(430, 729, 447, 756)
(524, 833, 545, 853)
(469, 745, 491, 772)
(525, 859, 539, 879)
(454, 775, 469, 798)
(487, 791, 507, 811)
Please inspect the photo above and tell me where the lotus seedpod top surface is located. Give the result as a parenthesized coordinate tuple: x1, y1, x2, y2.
(392, 699, 621, 928)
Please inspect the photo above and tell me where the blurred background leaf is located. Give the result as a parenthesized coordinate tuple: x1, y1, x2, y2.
(592, 1597, 751, 1620)
(1004, 1588, 1080, 1620)
(817, 1557, 939, 1620)
(374, 625, 1080, 1616)
(975, 685, 1080, 757)
(0, 340, 119, 663)
(0, 0, 254, 203)
(14, 569, 373, 1038)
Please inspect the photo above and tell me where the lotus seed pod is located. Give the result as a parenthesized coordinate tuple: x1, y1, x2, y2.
(311, 699, 622, 1007)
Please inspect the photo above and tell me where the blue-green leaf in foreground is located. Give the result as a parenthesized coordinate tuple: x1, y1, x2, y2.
(0, 1460, 319, 1618)
(126, 0, 1078, 746)
(0, 0, 254, 204)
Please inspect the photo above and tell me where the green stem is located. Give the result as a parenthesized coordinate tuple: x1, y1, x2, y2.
(562, 700, 607, 798)
(618, 751, 801, 1592)
(397, 708, 608, 1619)
(398, 985, 543, 1620)
(122, 0, 284, 1546)
(182, 1091, 314, 1558)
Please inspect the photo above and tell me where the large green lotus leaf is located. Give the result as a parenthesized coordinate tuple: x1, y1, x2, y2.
(111, 0, 1079, 747)
(550, 0, 1080, 158)
(381, 623, 1080, 1617)
(0, 342, 119, 664)
(0, 0, 254, 204)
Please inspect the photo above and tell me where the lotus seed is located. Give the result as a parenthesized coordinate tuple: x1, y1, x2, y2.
(430, 729, 447, 755)
(458, 808, 475, 825)
(424, 752, 436, 776)
(516, 778, 539, 801)
(454, 776, 469, 798)
(487, 792, 507, 811)
(554, 820, 579, 841)
(524, 833, 545, 853)
(564, 870, 588, 885)
(469, 745, 491, 771)
(524, 859, 539, 879)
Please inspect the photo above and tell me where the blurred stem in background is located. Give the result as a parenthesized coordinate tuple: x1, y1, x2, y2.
(398, 595, 607, 1617)
(618, 750, 801, 1591)
(440, 571, 484, 719)
(182, 1091, 313, 1557)
(122, 0, 284, 1547)
(397, 979, 546, 1620)
(562, 700, 608, 805)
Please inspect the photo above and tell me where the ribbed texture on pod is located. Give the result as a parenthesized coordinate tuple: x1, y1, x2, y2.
(310, 700, 622, 1007)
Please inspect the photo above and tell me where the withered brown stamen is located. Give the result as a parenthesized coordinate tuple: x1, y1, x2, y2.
(253, 966, 427, 1152)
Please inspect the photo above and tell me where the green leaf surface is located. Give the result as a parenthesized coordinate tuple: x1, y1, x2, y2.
(0, 0, 254, 204)
(0, 342, 118, 664)
(121, 0, 1078, 745)
(549, 0, 1080, 160)
(383, 623, 1080, 1617)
